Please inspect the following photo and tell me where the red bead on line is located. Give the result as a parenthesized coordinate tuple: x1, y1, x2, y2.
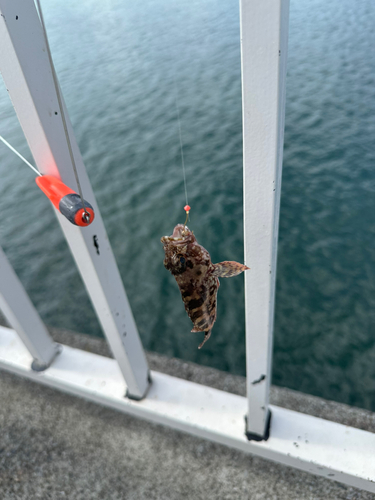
(184, 205, 191, 212)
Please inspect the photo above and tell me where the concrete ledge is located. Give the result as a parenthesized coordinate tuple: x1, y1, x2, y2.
(1, 327, 375, 499)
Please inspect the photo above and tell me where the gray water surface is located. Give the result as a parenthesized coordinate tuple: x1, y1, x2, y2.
(0, 0, 374, 410)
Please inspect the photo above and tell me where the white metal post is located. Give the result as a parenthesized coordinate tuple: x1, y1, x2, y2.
(0, 246, 60, 369)
(0, 0, 150, 399)
(240, 0, 290, 438)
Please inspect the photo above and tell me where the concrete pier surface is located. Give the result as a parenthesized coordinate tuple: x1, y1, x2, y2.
(1, 326, 374, 500)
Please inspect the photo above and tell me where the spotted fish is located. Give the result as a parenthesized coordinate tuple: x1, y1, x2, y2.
(161, 224, 249, 349)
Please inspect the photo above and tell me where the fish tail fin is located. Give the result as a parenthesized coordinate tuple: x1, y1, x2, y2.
(198, 330, 211, 349)
(212, 261, 250, 278)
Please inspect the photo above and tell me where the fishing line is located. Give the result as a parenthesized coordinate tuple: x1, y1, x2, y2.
(174, 87, 188, 207)
(35, 0, 90, 222)
(172, 74, 191, 226)
(0, 135, 41, 177)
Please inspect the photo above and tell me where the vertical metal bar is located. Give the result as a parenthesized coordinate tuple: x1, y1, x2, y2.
(0, 246, 59, 368)
(0, 0, 150, 399)
(240, 0, 290, 438)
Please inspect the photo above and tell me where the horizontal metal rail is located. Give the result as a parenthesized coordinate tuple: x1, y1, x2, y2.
(0, 325, 374, 493)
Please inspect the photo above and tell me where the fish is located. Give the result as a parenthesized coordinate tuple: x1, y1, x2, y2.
(161, 224, 249, 349)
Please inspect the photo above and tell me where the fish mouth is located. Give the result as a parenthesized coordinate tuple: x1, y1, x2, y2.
(161, 224, 194, 245)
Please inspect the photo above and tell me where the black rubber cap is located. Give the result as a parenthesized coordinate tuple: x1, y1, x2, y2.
(245, 410, 272, 441)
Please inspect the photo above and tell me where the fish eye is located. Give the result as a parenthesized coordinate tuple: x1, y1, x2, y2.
(180, 257, 186, 265)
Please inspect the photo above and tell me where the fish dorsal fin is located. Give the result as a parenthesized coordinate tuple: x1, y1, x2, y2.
(212, 261, 250, 278)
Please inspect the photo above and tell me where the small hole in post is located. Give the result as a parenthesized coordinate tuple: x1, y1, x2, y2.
(16, 15, 19, 20)
(55, 112, 58, 115)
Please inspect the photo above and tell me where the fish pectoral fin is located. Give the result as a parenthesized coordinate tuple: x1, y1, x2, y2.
(191, 327, 204, 333)
(198, 330, 211, 349)
(212, 261, 250, 278)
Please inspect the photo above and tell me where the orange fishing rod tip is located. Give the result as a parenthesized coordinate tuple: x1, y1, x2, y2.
(36, 175, 74, 209)
(35, 175, 95, 227)
(184, 205, 191, 212)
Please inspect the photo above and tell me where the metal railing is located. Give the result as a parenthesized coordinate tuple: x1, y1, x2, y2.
(0, 0, 374, 493)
